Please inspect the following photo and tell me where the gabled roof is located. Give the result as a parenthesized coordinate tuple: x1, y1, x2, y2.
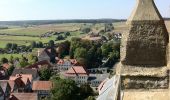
(66, 66, 88, 76)
(12, 68, 38, 79)
(0, 80, 15, 92)
(39, 50, 50, 58)
(57, 59, 77, 65)
(0, 81, 9, 93)
(9, 74, 31, 86)
(32, 81, 52, 91)
(9, 93, 38, 100)
(27, 60, 52, 69)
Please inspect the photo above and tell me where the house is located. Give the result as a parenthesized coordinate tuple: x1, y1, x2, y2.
(32, 81, 52, 99)
(0, 81, 11, 100)
(64, 66, 89, 84)
(12, 68, 39, 81)
(38, 47, 57, 63)
(0, 80, 17, 93)
(87, 68, 108, 74)
(54, 59, 77, 72)
(88, 73, 109, 87)
(9, 74, 32, 92)
(0, 68, 8, 80)
(27, 60, 52, 70)
(9, 93, 38, 100)
(2, 63, 10, 70)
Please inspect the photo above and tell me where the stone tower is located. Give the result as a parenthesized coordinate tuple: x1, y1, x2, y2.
(120, 0, 169, 89)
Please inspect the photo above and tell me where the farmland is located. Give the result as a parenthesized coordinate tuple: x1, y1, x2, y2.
(0, 20, 125, 59)
(0, 23, 86, 48)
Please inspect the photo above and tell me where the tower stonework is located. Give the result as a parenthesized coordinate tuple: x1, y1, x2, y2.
(120, 0, 169, 89)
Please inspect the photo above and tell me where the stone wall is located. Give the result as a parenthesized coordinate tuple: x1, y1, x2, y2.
(121, 21, 169, 66)
(121, 75, 169, 89)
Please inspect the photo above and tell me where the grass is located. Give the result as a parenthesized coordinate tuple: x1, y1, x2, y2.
(0, 35, 55, 48)
(0, 54, 22, 59)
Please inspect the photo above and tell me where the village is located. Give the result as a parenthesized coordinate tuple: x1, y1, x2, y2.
(0, 30, 121, 100)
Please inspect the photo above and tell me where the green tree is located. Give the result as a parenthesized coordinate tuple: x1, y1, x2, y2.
(5, 43, 12, 49)
(48, 40, 55, 47)
(39, 65, 52, 81)
(74, 47, 87, 59)
(1, 57, 8, 64)
(86, 96, 96, 100)
(9, 55, 14, 64)
(8, 65, 15, 76)
(19, 56, 29, 68)
(11, 43, 18, 50)
(37, 41, 43, 48)
(31, 41, 36, 48)
(56, 35, 65, 41)
(51, 78, 80, 100)
(80, 84, 94, 99)
(65, 32, 70, 36)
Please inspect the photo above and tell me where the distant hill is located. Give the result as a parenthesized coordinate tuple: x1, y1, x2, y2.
(0, 19, 126, 26)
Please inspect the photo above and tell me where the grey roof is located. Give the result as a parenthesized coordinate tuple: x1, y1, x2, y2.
(0, 81, 8, 93)
(89, 74, 109, 81)
(12, 68, 38, 79)
(97, 75, 120, 100)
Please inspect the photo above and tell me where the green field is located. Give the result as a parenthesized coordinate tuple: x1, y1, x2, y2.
(0, 54, 22, 59)
(0, 23, 81, 35)
(0, 23, 112, 59)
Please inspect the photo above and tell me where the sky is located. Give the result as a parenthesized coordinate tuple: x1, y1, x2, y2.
(0, 0, 169, 21)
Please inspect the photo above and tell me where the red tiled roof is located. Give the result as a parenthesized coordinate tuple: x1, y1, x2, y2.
(8, 80, 16, 92)
(57, 59, 64, 64)
(9, 74, 32, 85)
(9, 93, 38, 100)
(57, 59, 77, 65)
(66, 66, 88, 76)
(32, 81, 52, 91)
(2, 63, 10, 70)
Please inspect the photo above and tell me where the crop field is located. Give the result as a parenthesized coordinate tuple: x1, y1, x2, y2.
(0, 23, 81, 35)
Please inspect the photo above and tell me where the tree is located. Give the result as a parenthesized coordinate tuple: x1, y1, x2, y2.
(56, 35, 65, 41)
(11, 43, 18, 50)
(37, 41, 43, 48)
(74, 47, 87, 59)
(31, 41, 36, 48)
(9, 55, 14, 64)
(1, 57, 8, 64)
(5, 43, 12, 49)
(81, 27, 91, 33)
(79, 84, 94, 99)
(39, 66, 52, 81)
(8, 65, 15, 76)
(51, 78, 80, 100)
(48, 40, 55, 47)
(57, 41, 70, 58)
(65, 32, 70, 36)
(86, 96, 96, 100)
(19, 56, 29, 68)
